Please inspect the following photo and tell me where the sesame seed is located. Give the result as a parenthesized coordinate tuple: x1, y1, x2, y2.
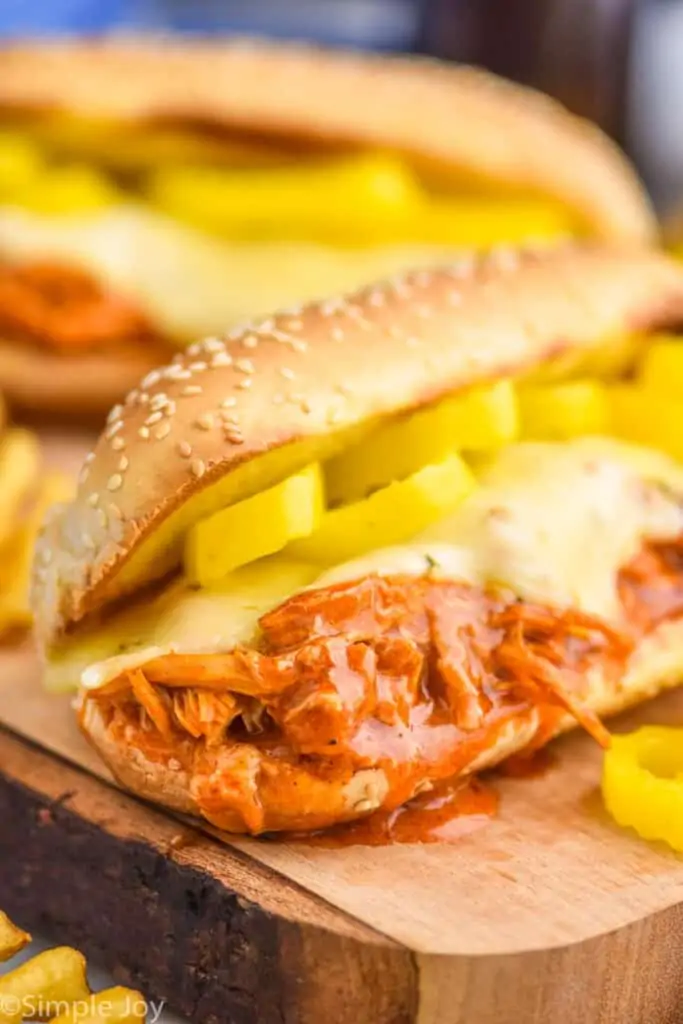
(257, 318, 275, 334)
(150, 392, 168, 411)
(320, 298, 342, 317)
(271, 328, 293, 344)
(97, 509, 107, 528)
(186, 343, 202, 357)
(145, 411, 163, 426)
(108, 504, 122, 520)
(195, 413, 214, 431)
(85, 452, 95, 464)
(285, 318, 303, 332)
(189, 361, 208, 373)
(141, 369, 161, 390)
(181, 385, 203, 397)
(300, 399, 312, 414)
(220, 396, 237, 409)
(280, 367, 296, 380)
(242, 335, 258, 349)
(174, 369, 192, 380)
(164, 400, 176, 416)
(138, 392, 150, 405)
(87, 493, 99, 508)
(178, 441, 192, 458)
(224, 429, 244, 444)
(155, 422, 171, 440)
(190, 458, 206, 478)
(107, 404, 123, 425)
(105, 420, 123, 439)
(82, 533, 95, 551)
(234, 357, 255, 374)
(111, 436, 125, 451)
(202, 337, 225, 353)
(236, 378, 252, 390)
(221, 411, 239, 425)
(368, 290, 385, 307)
(118, 456, 129, 472)
(331, 327, 345, 342)
(290, 338, 308, 353)
(327, 408, 344, 425)
(164, 364, 186, 380)
(107, 474, 123, 492)
(138, 426, 150, 439)
(211, 351, 233, 368)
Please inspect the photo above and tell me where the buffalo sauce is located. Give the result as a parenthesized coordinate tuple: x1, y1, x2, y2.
(286, 776, 498, 847)
(89, 572, 630, 837)
(0, 261, 166, 353)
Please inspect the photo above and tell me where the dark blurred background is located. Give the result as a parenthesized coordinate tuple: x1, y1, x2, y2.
(0, 0, 679, 207)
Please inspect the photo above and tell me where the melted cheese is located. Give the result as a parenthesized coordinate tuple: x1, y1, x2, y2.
(0, 205, 459, 340)
(53, 438, 683, 693)
(47, 559, 316, 693)
(322, 439, 683, 620)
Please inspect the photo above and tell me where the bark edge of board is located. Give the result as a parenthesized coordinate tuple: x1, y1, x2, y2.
(0, 728, 416, 1024)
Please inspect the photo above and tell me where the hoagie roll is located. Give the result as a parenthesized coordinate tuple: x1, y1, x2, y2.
(31, 244, 683, 834)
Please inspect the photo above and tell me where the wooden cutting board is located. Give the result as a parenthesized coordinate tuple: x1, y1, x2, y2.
(3, 435, 683, 1023)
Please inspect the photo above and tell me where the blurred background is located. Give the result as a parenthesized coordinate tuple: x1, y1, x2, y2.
(0, 0, 679, 209)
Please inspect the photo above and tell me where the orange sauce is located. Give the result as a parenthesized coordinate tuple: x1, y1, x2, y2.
(285, 776, 498, 847)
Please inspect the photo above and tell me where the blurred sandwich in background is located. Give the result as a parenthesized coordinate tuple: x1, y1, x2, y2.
(0, 36, 656, 418)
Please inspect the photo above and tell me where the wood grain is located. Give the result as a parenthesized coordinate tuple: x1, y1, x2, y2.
(0, 729, 415, 1024)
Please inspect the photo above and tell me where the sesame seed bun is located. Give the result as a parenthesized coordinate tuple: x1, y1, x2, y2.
(0, 37, 655, 245)
(32, 245, 683, 646)
(0, 337, 171, 421)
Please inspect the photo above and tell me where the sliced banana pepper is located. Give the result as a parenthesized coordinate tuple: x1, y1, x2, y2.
(602, 726, 683, 851)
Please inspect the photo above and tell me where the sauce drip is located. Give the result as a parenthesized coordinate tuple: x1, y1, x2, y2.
(285, 776, 498, 847)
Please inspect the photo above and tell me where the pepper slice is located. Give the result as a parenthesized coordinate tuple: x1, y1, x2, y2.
(602, 726, 683, 851)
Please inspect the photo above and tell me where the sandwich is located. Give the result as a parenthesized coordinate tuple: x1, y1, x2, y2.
(31, 244, 683, 835)
(0, 37, 656, 418)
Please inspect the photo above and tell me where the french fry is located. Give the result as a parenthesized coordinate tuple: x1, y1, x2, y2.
(0, 472, 74, 629)
(50, 987, 146, 1024)
(0, 430, 40, 549)
(0, 913, 30, 963)
(289, 454, 476, 565)
(0, 948, 90, 1023)
(326, 381, 517, 506)
(185, 464, 324, 585)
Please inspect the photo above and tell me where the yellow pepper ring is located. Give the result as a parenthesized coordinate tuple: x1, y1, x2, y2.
(602, 726, 683, 851)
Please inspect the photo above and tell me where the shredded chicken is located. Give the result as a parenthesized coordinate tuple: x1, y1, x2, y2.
(0, 261, 163, 352)
(86, 539, 683, 832)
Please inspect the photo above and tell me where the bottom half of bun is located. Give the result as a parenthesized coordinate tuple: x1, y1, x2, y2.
(0, 339, 171, 419)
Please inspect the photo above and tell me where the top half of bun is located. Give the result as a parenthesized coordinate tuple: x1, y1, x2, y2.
(0, 37, 655, 245)
(31, 244, 683, 647)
